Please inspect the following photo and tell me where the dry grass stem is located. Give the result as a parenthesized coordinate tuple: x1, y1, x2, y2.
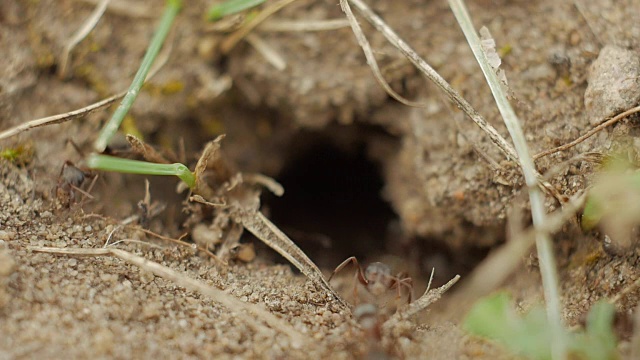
(0, 92, 122, 141)
(258, 18, 350, 32)
(339, 0, 426, 108)
(0, 42, 171, 141)
(77, 0, 154, 18)
(28, 246, 305, 346)
(345, 0, 560, 200)
(242, 173, 285, 196)
(220, 0, 299, 54)
(534, 104, 640, 160)
(126, 134, 171, 163)
(102, 225, 122, 247)
(192, 136, 225, 199)
(385, 275, 460, 328)
(344, 0, 519, 163)
(238, 210, 349, 309)
(246, 33, 287, 70)
(190, 194, 227, 207)
(425, 268, 435, 294)
(59, 0, 111, 79)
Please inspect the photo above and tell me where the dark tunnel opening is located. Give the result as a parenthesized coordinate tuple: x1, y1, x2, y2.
(265, 130, 397, 269)
(260, 126, 501, 289)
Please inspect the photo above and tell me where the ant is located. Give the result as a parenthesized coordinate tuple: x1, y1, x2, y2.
(353, 303, 389, 359)
(55, 161, 96, 208)
(328, 256, 413, 305)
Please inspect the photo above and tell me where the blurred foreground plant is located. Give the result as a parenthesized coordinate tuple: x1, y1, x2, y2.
(465, 293, 618, 360)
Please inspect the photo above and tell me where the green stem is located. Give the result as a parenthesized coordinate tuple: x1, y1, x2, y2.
(86, 154, 195, 189)
(93, 0, 182, 152)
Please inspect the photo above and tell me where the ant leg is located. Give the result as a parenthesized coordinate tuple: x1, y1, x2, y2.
(329, 256, 368, 305)
(328, 256, 368, 286)
(392, 274, 414, 304)
(399, 277, 413, 303)
(78, 174, 99, 208)
(66, 138, 85, 157)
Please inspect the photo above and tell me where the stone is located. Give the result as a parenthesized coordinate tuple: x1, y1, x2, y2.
(584, 45, 640, 125)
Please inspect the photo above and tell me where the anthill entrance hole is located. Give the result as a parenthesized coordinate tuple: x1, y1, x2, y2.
(266, 127, 396, 268)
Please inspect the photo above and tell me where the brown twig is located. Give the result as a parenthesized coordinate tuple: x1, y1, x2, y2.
(0, 92, 123, 141)
(534, 105, 640, 160)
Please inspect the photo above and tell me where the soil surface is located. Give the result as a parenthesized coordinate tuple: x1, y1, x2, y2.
(2, 0, 640, 358)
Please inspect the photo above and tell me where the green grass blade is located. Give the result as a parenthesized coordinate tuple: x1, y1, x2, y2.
(447, 0, 566, 358)
(93, 0, 182, 152)
(207, 0, 265, 21)
(86, 154, 195, 189)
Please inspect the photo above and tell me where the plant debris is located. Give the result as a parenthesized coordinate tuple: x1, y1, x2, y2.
(187, 135, 348, 309)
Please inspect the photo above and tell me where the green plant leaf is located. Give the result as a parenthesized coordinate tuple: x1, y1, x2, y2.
(86, 154, 195, 189)
(465, 293, 552, 360)
(207, 0, 265, 21)
(465, 294, 619, 360)
(464, 292, 512, 340)
(568, 301, 618, 360)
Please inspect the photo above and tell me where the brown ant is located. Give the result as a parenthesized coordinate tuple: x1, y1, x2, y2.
(328, 256, 413, 305)
(353, 303, 389, 359)
(55, 161, 96, 207)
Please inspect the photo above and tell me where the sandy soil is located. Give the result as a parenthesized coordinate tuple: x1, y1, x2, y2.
(2, 0, 640, 358)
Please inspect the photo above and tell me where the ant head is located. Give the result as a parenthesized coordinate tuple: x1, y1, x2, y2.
(364, 262, 392, 295)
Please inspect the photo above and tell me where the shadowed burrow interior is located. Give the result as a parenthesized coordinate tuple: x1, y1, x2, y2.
(262, 124, 500, 286)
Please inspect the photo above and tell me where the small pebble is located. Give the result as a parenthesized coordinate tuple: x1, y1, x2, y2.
(0, 231, 15, 241)
(584, 45, 640, 125)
